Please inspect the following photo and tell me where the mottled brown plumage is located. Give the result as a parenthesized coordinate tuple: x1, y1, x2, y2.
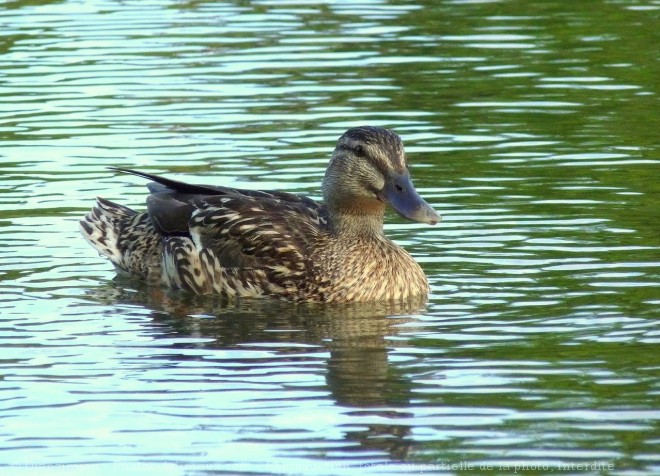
(80, 126, 440, 302)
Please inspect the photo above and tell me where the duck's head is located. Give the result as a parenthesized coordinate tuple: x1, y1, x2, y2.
(323, 126, 440, 230)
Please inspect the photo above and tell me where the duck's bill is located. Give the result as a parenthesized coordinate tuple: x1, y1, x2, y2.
(377, 171, 441, 225)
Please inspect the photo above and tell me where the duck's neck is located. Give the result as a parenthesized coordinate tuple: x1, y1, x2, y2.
(327, 200, 387, 239)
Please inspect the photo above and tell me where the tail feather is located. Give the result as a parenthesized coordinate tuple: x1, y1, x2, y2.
(80, 198, 162, 281)
(80, 198, 136, 265)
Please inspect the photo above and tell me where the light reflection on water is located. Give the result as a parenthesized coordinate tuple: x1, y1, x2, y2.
(1, 0, 659, 474)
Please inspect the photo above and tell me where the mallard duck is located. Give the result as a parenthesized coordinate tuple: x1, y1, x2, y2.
(80, 126, 440, 302)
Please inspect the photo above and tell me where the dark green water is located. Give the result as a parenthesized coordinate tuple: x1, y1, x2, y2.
(1, 0, 658, 474)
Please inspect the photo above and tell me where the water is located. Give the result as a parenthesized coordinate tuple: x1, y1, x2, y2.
(1, 0, 659, 474)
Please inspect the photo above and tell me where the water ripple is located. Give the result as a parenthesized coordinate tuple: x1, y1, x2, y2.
(1, 0, 658, 474)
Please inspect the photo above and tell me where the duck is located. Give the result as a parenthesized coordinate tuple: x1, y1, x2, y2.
(80, 126, 440, 303)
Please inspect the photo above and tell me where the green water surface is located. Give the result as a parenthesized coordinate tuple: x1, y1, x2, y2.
(0, 0, 658, 474)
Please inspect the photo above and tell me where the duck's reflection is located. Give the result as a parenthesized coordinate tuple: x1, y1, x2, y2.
(90, 280, 425, 460)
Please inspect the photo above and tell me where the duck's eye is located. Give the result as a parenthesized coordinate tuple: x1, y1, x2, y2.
(395, 184, 404, 192)
(354, 145, 366, 156)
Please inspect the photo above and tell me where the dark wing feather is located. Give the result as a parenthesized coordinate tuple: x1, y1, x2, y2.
(109, 167, 326, 240)
(110, 167, 230, 195)
(146, 192, 197, 235)
(113, 168, 325, 240)
(112, 167, 323, 210)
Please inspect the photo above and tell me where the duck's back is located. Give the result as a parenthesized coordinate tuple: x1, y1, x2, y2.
(81, 175, 334, 299)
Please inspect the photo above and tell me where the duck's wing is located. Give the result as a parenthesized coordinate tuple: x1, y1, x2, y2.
(111, 167, 321, 208)
(154, 192, 328, 297)
(112, 167, 325, 237)
(188, 193, 327, 270)
(110, 167, 234, 195)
